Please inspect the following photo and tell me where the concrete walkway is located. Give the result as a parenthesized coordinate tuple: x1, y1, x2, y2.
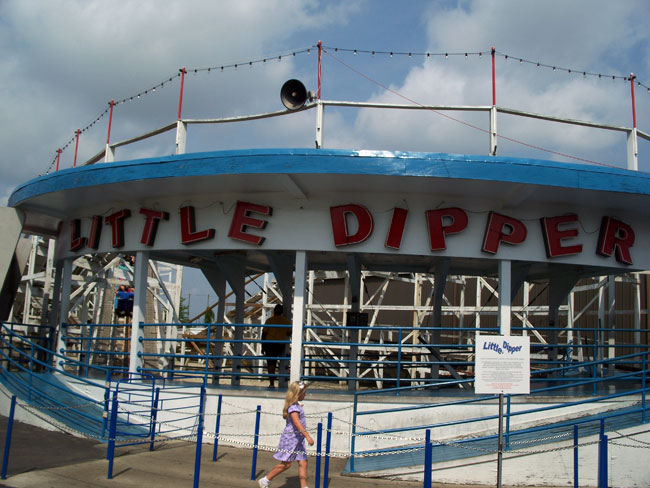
(0, 415, 425, 488)
(0, 415, 571, 488)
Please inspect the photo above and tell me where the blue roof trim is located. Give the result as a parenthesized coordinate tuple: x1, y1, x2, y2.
(9, 148, 650, 207)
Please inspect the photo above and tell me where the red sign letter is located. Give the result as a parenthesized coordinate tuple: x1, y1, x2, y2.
(88, 215, 103, 250)
(228, 201, 272, 245)
(540, 214, 582, 258)
(180, 206, 215, 245)
(597, 216, 634, 265)
(482, 212, 527, 254)
(70, 219, 86, 251)
(330, 204, 374, 247)
(426, 207, 468, 251)
(139, 208, 169, 246)
(105, 209, 131, 248)
(385, 208, 408, 249)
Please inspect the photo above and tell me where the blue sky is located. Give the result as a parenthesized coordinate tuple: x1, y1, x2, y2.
(1, 0, 648, 317)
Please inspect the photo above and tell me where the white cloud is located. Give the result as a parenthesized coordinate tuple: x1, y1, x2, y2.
(323, 0, 649, 169)
(0, 0, 362, 198)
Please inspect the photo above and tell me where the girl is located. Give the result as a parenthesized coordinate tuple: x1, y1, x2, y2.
(258, 381, 314, 488)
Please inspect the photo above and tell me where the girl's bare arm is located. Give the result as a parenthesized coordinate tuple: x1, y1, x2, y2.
(289, 411, 314, 446)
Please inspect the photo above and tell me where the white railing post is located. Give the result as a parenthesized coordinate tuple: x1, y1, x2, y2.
(315, 101, 324, 148)
(490, 106, 498, 155)
(176, 121, 187, 155)
(104, 144, 115, 162)
(627, 128, 638, 170)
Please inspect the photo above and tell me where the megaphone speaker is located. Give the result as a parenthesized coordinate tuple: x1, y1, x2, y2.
(281, 79, 308, 110)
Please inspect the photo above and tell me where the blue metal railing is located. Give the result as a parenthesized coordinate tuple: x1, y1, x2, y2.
(348, 351, 650, 472)
(8, 320, 649, 393)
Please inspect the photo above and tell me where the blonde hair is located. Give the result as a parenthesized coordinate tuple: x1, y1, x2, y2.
(282, 381, 307, 419)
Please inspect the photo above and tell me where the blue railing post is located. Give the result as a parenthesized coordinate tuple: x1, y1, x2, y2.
(250, 405, 261, 481)
(350, 395, 358, 473)
(193, 386, 206, 488)
(102, 369, 112, 438)
(149, 387, 160, 451)
(1, 395, 17, 480)
(396, 327, 402, 392)
(212, 394, 222, 461)
(597, 419, 605, 488)
(28, 344, 33, 402)
(505, 395, 511, 450)
(423, 429, 432, 488)
(205, 323, 211, 381)
(323, 412, 332, 488)
(107, 390, 119, 478)
(87, 323, 95, 378)
(642, 353, 647, 424)
(315, 421, 322, 488)
(598, 432, 608, 488)
(573, 424, 579, 488)
(592, 356, 598, 396)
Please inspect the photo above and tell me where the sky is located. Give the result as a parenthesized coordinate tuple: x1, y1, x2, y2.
(1, 0, 649, 317)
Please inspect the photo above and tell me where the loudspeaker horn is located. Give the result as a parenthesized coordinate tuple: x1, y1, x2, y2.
(281, 79, 312, 110)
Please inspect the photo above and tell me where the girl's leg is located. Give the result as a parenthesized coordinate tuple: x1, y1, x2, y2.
(267, 461, 292, 481)
(297, 459, 309, 488)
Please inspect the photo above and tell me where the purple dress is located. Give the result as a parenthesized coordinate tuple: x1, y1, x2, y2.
(273, 403, 307, 461)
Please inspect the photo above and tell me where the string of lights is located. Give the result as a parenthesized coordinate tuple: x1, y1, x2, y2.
(191, 46, 313, 73)
(46, 47, 314, 174)
(321, 47, 615, 168)
(322, 45, 649, 93)
(47, 42, 647, 174)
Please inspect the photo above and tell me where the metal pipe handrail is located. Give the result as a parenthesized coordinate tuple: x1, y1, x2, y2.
(72, 99, 645, 170)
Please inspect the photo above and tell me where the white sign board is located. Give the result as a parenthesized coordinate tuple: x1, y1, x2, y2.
(475, 335, 530, 394)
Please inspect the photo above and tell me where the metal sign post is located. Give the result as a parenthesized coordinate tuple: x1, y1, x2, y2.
(475, 335, 530, 487)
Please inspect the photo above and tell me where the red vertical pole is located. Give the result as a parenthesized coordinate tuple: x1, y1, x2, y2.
(491, 46, 496, 106)
(106, 100, 115, 145)
(56, 148, 62, 172)
(178, 67, 187, 120)
(317, 41, 322, 100)
(629, 73, 637, 129)
(73, 129, 81, 167)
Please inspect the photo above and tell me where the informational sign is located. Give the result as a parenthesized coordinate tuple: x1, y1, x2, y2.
(475, 335, 530, 394)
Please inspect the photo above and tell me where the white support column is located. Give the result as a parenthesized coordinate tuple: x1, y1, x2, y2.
(522, 282, 530, 337)
(55, 257, 74, 371)
(22, 236, 38, 327)
(290, 251, 307, 384)
(567, 288, 575, 350)
(633, 273, 641, 358)
(202, 266, 227, 384)
(475, 277, 482, 331)
(129, 251, 149, 374)
(216, 257, 245, 386)
(597, 278, 606, 365)
(346, 254, 361, 390)
(498, 260, 511, 336)
(607, 276, 616, 375)
(39, 239, 56, 326)
(458, 277, 466, 344)
(431, 259, 450, 380)
(306, 271, 315, 327)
